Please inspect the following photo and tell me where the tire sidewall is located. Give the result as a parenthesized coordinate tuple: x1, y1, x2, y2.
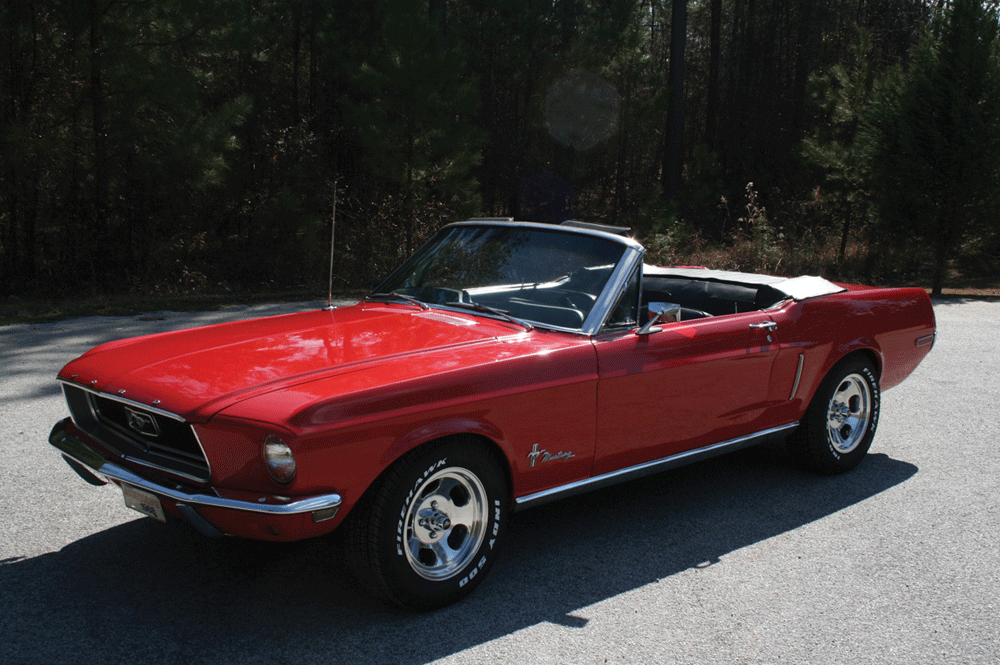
(817, 360, 880, 469)
(384, 443, 507, 609)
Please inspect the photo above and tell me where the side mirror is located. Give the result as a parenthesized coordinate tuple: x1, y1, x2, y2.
(636, 302, 681, 336)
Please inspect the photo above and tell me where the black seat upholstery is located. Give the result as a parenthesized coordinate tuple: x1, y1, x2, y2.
(643, 276, 780, 316)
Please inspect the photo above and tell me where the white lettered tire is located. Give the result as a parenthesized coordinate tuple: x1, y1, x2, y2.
(344, 436, 509, 609)
(788, 356, 880, 474)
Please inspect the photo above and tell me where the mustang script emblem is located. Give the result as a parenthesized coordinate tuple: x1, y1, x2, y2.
(527, 443, 575, 468)
(125, 408, 160, 438)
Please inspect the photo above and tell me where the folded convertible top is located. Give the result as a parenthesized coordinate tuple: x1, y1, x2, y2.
(644, 266, 846, 301)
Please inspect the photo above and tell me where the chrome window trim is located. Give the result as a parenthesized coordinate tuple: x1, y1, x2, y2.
(443, 220, 644, 251)
(60, 380, 213, 482)
(597, 259, 644, 333)
(582, 245, 645, 336)
(514, 422, 799, 510)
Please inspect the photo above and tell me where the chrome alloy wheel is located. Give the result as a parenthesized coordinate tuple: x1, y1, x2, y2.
(403, 467, 488, 581)
(826, 373, 872, 454)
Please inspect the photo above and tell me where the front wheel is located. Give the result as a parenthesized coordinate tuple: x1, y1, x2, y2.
(344, 437, 508, 610)
(788, 357, 880, 474)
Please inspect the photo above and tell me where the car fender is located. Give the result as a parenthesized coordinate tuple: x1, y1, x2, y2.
(378, 416, 513, 481)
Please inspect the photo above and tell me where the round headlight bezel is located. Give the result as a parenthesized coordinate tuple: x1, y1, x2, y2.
(263, 434, 297, 484)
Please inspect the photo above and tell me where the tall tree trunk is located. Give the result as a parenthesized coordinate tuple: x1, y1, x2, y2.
(733, 0, 757, 181)
(429, 0, 447, 47)
(663, 0, 687, 201)
(721, 0, 747, 188)
(1, 1, 19, 290)
(23, 154, 38, 284)
(291, 2, 301, 124)
(706, 0, 721, 150)
(793, 0, 814, 135)
(839, 202, 852, 262)
(89, 0, 110, 273)
(614, 65, 634, 222)
(64, 0, 83, 277)
(931, 215, 955, 296)
(405, 118, 415, 253)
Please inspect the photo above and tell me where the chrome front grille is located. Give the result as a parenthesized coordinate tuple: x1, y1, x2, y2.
(62, 383, 211, 482)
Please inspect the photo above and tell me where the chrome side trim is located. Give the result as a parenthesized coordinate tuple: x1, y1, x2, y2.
(514, 423, 799, 511)
(789, 353, 804, 400)
(50, 420, 342, 518)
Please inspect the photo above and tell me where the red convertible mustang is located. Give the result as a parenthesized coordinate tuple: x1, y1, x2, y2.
(49, 220, 935, 608)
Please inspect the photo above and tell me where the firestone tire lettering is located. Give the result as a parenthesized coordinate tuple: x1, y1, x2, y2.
(788, 356, 880, 474)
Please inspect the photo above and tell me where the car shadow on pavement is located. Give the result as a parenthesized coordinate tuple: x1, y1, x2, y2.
(0, 445, 916, 665)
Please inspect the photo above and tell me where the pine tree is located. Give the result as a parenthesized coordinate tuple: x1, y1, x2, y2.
(801, 29, 879, 261)
(345, 0, 482, 260)
(863, 0, 1000, 294)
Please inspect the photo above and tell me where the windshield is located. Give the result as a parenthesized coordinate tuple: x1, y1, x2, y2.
(373, 224, 630, 330)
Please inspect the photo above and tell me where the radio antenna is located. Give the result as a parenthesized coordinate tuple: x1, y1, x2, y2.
(324, 179, 338, 310)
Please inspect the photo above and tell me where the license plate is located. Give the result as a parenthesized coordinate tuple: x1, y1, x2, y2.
(122, 483, 166, 522)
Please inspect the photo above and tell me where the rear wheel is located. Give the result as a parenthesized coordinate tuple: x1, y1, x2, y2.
(788, 357, 880, 474)
(344, 437, 508, 609)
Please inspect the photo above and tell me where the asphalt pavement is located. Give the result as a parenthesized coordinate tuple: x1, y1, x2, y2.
(1, 297, 997, 664)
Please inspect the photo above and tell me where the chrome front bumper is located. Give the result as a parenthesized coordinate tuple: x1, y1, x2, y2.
(49, 418, 343, 537)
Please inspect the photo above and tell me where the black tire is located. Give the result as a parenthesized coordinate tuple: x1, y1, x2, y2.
(344, 436, 509, 610)
(788, 357, 880, 474)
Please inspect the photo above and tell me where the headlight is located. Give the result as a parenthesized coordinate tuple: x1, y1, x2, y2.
(263, 434, 296, 484)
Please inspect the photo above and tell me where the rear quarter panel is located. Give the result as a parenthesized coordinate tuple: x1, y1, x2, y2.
(766, 286, 935, 423)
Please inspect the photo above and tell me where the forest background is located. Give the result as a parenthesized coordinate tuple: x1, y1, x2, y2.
(3, 0, 1000, 309)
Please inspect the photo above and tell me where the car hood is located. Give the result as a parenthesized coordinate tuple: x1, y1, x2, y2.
(58, 303, 514, 421)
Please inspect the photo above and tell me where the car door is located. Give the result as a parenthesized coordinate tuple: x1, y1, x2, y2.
(592, 310, 780, 476)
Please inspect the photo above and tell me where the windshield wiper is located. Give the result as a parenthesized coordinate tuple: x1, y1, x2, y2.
(445, 301, 534, 332)
(364, 292, 430, 310)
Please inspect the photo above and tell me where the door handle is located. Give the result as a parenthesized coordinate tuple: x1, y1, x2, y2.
(749, 321, 777, 331)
